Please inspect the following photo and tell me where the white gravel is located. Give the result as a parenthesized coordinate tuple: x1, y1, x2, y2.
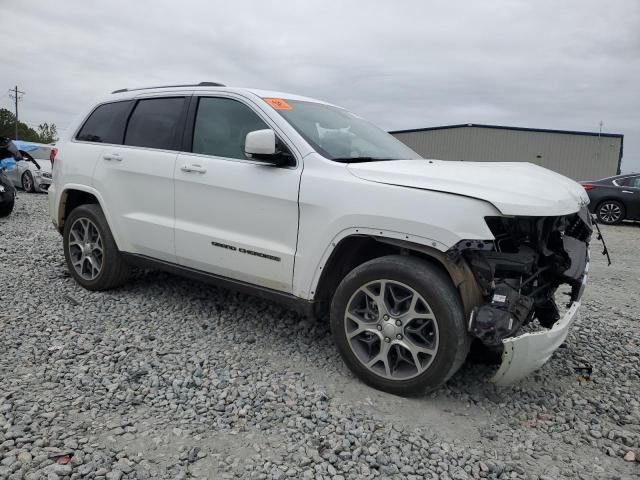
(1, 192, 639, 480)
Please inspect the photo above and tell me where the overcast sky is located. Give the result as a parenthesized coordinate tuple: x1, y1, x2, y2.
(2, 0, 639, 173)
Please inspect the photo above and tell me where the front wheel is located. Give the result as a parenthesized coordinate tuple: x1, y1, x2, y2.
(330, 255, 470, 396)
(21, 171, 35, 193)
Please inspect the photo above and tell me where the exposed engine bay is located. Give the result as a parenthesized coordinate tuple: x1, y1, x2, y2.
(449, 206, 593, 348)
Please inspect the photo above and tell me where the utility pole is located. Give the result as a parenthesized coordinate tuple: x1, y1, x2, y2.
(8, 85, 25, 140)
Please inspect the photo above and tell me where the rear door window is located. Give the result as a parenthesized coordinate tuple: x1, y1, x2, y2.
(76, 101, 131, 144)
(124, 97, 186, 150)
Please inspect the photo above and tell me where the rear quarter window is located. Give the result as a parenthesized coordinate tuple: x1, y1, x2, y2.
(615, 176, 640, 187)
(76, 101, 132, 144)
(628, 176, 640, 188)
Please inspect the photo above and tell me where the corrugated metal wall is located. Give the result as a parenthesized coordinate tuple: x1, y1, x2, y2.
(391, 126, 622, 181)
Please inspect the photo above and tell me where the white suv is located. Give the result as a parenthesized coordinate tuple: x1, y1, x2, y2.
(49, 82, 592, 394)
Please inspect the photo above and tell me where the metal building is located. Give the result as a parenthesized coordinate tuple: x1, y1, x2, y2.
(390, 124, 624, 181)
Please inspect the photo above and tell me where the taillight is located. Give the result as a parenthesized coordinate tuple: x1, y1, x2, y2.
(50, 148, 58, 165)
(583, 185, 596, 191)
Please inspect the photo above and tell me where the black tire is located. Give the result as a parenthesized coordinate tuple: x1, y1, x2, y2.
(63, 204, 130, 290)
(0, 200, 14, 217)
(596, 200, 625, 225)
(330, 255, 470, 396)
(21, 171, 35, 193)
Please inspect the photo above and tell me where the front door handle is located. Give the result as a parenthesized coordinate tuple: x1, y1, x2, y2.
(622, 190, 634, 194)
(181, 164, 207, 174)
(103, 153, 122, 162)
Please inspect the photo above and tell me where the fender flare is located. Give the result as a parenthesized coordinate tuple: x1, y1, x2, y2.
(58, 184, 123, 249)
(305, 227, 482, 316)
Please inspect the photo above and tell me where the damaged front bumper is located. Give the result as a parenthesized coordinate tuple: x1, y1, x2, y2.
(450, 206, 592, 385)
(492, 251, 589, 385)
(491, 301, 581, 385)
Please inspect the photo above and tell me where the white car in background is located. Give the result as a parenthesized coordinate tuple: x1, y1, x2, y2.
(6, 142, 56, 193)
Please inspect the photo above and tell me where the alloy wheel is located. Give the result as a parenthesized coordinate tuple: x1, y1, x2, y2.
(68, 217, 104, 280)
(599, 202, 622, 223)
(22, 173, 33, 191)
(344, 279, 439, 380)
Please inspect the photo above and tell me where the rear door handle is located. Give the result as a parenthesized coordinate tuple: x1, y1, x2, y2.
(181, 164, 207, 174)
(622, 190, 634, 194)
(103, 153, 122, 162)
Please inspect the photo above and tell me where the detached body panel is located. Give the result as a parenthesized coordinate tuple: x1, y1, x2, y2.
(492, 301, 581, 385)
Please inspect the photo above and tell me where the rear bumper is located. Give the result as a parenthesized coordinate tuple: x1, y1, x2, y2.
(491, 255, 589, 385)
(47, 182, 59, 230)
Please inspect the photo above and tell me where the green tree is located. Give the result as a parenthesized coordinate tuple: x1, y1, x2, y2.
(0, 108, 58, 143)
(36, 122, 58, 143)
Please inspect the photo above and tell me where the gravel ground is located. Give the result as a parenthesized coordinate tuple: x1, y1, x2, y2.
(1, 193, 639, 480)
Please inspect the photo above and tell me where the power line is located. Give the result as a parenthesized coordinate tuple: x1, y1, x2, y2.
(8, 85, 25, 140)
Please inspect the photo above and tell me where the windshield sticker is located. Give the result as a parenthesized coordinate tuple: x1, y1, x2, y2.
(264, 98, 292, 111)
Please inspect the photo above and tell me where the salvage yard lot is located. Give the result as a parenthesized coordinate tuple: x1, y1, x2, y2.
(1, 193, 639, 480)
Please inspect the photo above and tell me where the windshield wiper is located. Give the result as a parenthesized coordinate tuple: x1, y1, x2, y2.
(331, 156, 397, 163)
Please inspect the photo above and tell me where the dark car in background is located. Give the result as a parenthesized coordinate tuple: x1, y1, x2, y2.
(581, 174, 640, 224)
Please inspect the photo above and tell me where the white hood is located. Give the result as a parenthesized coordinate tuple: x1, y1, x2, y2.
(347, 160, 589, 216)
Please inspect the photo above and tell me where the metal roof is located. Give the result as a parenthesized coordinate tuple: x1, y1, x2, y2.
(389, 123, 624, 139)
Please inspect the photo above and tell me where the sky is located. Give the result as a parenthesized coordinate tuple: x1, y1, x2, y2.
(2, 0, 639, 173)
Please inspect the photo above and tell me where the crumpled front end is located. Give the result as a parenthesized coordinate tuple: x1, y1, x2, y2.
(448, 206, 592, 384)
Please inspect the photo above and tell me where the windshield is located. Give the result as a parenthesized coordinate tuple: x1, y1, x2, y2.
(268, 99, 420, 162)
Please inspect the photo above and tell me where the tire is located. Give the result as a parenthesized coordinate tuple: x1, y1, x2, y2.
(596, 200, 625, 225)
(0, 200, 14, 217)
(21, 171, 35, 193)
(63, 204, 130, 290)
(330, 255, 470, 396)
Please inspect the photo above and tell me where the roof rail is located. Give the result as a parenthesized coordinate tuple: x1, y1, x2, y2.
(111, 81, 225, 94)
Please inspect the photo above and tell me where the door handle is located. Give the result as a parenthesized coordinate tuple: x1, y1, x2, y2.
(103, 153, 122, 162)
(622, 190, 634, 194)
(181, 164, 207, 174)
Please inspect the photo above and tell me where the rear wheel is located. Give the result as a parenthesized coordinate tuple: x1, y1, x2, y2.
(63, 204, 130, 290)
(21, 171, 35, 193)
(596, 200, 624, 224)
(330, 255, 469, 396)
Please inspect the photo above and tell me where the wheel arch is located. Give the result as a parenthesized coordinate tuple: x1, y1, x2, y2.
(596, 197, 627, 210)
(57, 186, 122, 249)
(311, 232, 482, 319)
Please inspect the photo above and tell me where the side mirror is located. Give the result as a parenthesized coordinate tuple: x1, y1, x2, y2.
(245, 129, 276, 156)
(245, 129, 293, 166)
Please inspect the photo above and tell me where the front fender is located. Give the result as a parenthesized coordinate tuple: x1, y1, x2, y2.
(297, 228, 483, 316)
(305, 227, 449, 299)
